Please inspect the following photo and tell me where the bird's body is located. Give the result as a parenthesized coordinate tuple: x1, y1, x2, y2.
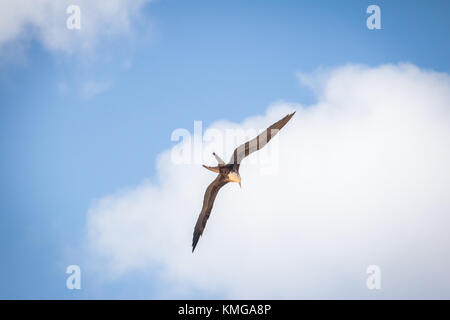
(192, 112, 295, 252)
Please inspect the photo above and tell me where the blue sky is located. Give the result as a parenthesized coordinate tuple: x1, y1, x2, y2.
(0, 0, 450, 299)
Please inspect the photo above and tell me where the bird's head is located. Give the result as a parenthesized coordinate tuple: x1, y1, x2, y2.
(227, 171, 241, 188)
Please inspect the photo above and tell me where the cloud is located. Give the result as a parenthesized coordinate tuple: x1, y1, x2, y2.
(85, 64, 450, 298)
(0, 0, 151, 54)
(81, 80, 112, 99)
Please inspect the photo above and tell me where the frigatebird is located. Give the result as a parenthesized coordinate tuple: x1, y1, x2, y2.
(192, 112, 295, 252)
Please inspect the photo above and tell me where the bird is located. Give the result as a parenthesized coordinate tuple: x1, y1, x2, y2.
(192, 111, 296, 252)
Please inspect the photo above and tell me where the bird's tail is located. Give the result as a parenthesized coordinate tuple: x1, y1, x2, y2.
(202, 165, 220, 173)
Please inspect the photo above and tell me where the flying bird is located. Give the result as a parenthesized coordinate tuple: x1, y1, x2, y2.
(192, 112, 296, 252)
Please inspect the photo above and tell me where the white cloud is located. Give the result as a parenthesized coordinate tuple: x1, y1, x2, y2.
(81, 80, 112, 99)
(85, 64, 450, 298)
(0, 0, 151, 53)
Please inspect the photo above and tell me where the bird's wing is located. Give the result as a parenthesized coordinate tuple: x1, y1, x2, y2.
(228, 111, 295, 165)
(192, 174, 229, 252)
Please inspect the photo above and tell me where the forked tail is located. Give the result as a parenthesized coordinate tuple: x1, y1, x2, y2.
(202, 165, 220, 173)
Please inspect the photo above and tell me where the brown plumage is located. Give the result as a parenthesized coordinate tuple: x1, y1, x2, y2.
(192, 112, 295, 252)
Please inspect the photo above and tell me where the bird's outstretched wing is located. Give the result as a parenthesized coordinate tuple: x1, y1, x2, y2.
(192, 174, 229, 252)
(229, 112, 295, 165)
